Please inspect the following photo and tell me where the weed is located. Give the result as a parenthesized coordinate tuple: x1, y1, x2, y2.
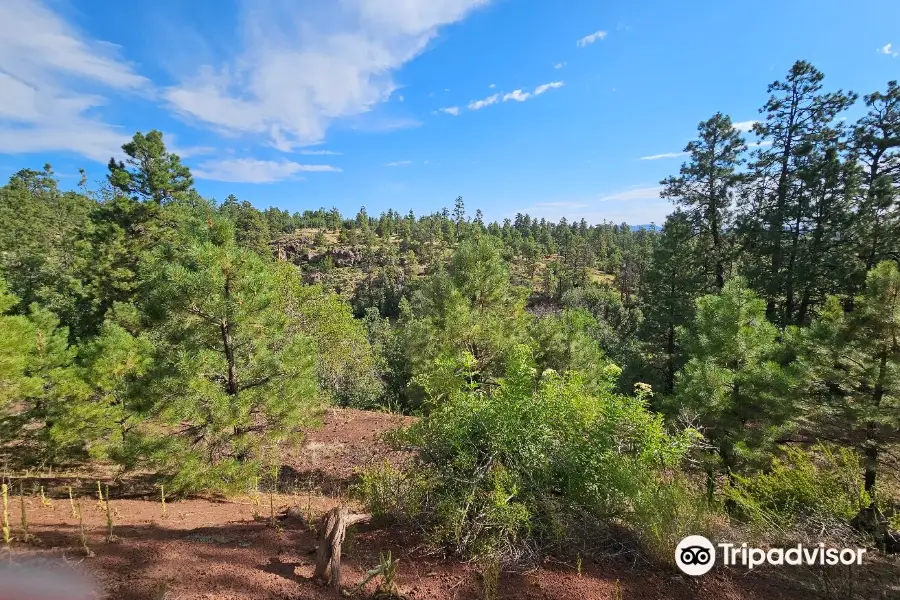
(612, 579, 622, 600)
(68, 485, 77, 519)
(480, 553, 500, 600)
(96, 481, 105, 510)
(39, 486, 52, 508)
(250, 477, 261, 520)
(351, 550, 401, 597)
(2, 483, 10, 555)
(160, 484, 167, 519)
(19, 483, 31, 543)
(377, 551, 400, 595)
(576, 553, 582, 578)
(268, 464, 279, 529)
(77, 501, 93, 557)
(105, 485, 117, 543)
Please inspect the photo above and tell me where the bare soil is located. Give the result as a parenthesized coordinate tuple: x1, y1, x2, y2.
(3, 408, 896, 600)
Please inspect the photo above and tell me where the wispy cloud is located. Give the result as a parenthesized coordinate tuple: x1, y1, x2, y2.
(879, 43, 898, 57)
(503, 89, 530, 102)
(163, 133, 215, 159)
(501, 81, 564, 104)
(639, 151, 688, 161)
(468, 93, 500, 110)
(533, 201, 588, 209)
(554, 62, 566, 69)
(488, 83, 496, 89)
(577, 29, 608, 47)
(534, 81, 564, 95)
(732, 120, 758, 132)
(599, 186, 664, 202)
(193, 158, 342, 183)
(0, 0, 150, 161)
(298, 149, 342, 156)
(439, 106, 461, 115)
(385, 160, 411, 167)
(747, 140, 773, 148)
(163, 0, 492, 151)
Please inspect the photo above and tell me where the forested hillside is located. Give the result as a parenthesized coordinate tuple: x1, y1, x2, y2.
(1, 60, 898, 582)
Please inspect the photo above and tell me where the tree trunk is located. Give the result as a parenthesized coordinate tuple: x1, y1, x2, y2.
(314, 506, 372, 591)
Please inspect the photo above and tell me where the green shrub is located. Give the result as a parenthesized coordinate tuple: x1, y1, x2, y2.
(727, 444, 870, 534)
(354, 460, 429, 522)
(392, 344, 697, 559)
(631, 474, 722, 565)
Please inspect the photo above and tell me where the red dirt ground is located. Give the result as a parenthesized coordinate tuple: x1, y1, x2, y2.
(2, 408, 895, 600)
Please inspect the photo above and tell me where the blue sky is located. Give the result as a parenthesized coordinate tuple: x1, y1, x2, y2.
(1, 0, 898, 225)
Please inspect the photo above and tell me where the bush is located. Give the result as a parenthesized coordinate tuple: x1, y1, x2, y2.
(388, 344, 697, 559)
(631, 474, 722, 565)
(354, 460, 429, 523)
(727, 444, 871, 536)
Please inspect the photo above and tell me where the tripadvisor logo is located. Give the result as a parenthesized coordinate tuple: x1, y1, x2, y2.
(675, 536, 867, 576)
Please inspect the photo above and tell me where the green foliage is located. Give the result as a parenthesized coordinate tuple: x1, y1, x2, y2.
(403, 239, 529, 408)
(528, 308, 621, 393)
(395, 344, 695, 557)
(355, 460, 429, 522)
(107, 130, 193, 205)
(727, 445, 870, 533)
(287, 284, 383, 408)
(799, 261, 900, 494)
(675, 278, 798, 480)
(136, 234, 322, 493)
(630, 475, 720, 566)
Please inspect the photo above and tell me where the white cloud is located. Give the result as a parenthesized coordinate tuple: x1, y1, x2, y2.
(398, 94, 405, 102)
(534, 81, 563, 95)
(467, 93, 500, 110)
(439, 106, 461, 115)
(298, 148, 342, 155)
(554, 62, 566, 69)
(385, 160, 411, 167)
(488, 83, 496, 88)
(599, 186, 664, 202)
(533, 201, 588, 209)
(639, 151, 688, 160)
(747, 140, 773, 148)
(732, 120, 758, 132)
(164, 0, 491, 151)
(503, 89, 530, 102)
(0, 0, 149, 161)
(577, 30, 608, 47)
(193, 157, 341, 183)
(878, 43, 898, 57)
(163, 133, 215, 159)
(516, 186, 670, 225)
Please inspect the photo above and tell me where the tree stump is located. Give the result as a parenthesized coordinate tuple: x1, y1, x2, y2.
(314, 506, 371, 591)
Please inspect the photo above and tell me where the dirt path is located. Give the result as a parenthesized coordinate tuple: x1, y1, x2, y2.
(1, 409, 860, 599)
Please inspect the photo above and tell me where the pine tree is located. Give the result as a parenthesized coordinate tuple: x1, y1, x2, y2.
(107, 131, 193, 205)
(737, 61, 856, 324)
(801, 261, 900, 495)
(852, 81, 900, 282)
(638, 211, 709, 395)
(675, 278, 797, 494)
(137, 233, 321, 492)
(661, 112, 745, 290)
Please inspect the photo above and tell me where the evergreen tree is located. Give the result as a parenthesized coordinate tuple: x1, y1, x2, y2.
(107, 130, 193, 205)
(801, 261, 900, 495)
(661, 113, 745, 290)
(638, 211, 709, 395)
(852, 81, 900, 281)
(137, 234, 321, 492)
(737, 61, 856, 324)
(675, 278, 797, 496)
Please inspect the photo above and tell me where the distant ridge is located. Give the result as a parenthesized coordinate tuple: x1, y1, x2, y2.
(629, 224, 659, 232)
